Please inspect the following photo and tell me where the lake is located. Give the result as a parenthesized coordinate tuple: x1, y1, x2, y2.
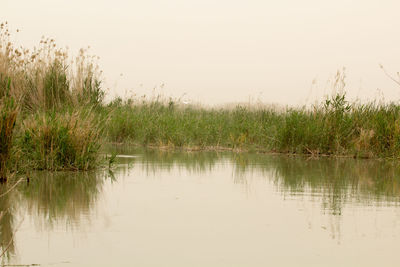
(2, 147, 400, 266)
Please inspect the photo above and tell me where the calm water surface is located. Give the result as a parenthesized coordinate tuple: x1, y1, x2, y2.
(2, 148, 400, 266)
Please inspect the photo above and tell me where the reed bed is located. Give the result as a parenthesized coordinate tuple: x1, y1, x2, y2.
(2, 21, 400, 177)
(0, 22, 104, 174)
(103, 92, 400, 159)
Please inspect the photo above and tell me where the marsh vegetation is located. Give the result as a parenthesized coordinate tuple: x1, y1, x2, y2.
(0, 22, 105, 175)
(104, 74, 400, 160)
(2, 22, 400, 179)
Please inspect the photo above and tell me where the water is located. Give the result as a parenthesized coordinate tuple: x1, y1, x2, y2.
(2, 148, 400, 266)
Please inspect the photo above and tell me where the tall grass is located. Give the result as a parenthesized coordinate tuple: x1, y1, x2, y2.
(0, 22, 105, 173)
(0, 23, 104, 111)
(103, 89, 400, 159)
(0, 79, 18, 180)
(18, 109, 103, 171)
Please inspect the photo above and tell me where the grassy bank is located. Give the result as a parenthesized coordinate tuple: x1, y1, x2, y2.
(103, 92, 400, 159)
(2, 22, 400, 177)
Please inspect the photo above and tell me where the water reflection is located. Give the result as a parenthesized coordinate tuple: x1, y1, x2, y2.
(0, 184, 16, 260)
(19, 171, 107, 230)
(272, 157, 400, 212)
(0, 171, 108, 262)
(1, 147, 400, 264)
(111, 146, 221, 174)
(111, 147, 400, 214)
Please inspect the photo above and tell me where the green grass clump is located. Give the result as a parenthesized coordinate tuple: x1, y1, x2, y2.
(18, 109, 102, 171)
(276, 93, 354, 155)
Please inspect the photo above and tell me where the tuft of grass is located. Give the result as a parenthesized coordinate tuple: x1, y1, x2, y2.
(17, 108, 103, 171)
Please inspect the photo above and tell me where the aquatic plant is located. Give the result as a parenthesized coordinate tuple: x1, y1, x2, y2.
(18, 108, 103, 171)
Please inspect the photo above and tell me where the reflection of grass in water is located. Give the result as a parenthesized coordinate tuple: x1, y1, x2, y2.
(0, 171, 108, 262)
(110, 146, 225, 175)
(19, 171, 105, 229)
(109, 146, 400, 214)
(0, 185, 16, 259)
(232, 154, 400, 214)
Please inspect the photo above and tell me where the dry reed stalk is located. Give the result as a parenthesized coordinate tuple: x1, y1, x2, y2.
(0, 103, 17, 181)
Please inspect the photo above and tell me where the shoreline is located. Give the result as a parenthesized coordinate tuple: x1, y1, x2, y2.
(106, 142, 386, 160)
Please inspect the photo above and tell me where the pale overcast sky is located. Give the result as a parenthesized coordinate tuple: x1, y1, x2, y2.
(3, 0, 400, 105)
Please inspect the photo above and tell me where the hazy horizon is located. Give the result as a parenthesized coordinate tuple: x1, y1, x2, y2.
(3, 0, 400, 106)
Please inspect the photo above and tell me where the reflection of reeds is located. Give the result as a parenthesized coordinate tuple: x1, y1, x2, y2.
(19, 171, 105, 229)
(0, 170, 106, 262)
(231, 154, 400, 214)
(0, 186, 16, 259)
(109, 147, 400, 213)
(108, 145, 223, 175)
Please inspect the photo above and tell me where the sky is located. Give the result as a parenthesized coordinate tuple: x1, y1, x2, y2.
(2, 0, 400, 106)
